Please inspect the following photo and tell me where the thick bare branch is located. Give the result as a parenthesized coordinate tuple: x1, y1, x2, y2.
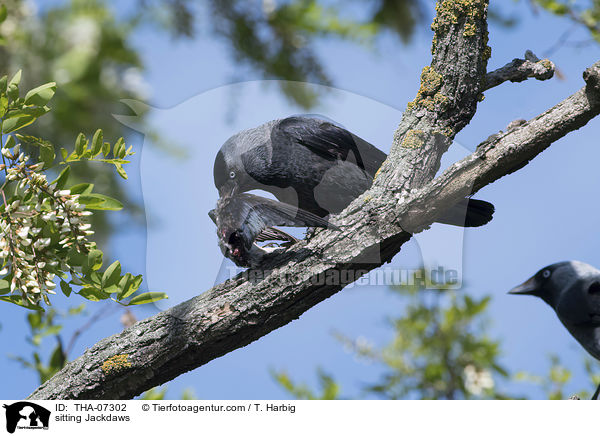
(28, 59, 600, 400)
(483, 50, 555, 91)
(374, 0, 491, 193)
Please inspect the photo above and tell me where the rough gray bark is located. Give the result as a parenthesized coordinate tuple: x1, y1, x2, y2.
(27, 1, 600, 400)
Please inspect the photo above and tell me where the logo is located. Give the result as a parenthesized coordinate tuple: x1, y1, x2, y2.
(3, 402, 50, 434)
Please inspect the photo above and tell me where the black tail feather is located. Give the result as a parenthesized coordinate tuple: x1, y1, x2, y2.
(435, 198, 495, 228)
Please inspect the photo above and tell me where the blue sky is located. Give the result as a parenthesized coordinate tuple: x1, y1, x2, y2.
(2, 1, 600, 399)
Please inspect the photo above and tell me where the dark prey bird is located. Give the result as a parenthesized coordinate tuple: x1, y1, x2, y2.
(209, 193, 337, 267)
(214, 116, 494, 227)
(510, 261, 600, 400)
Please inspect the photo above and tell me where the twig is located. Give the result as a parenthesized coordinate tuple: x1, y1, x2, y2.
(484, 50, 555, 91)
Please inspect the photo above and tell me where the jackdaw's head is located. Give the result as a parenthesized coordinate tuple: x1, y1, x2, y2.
(214, 135, 260, 197)
(509, 260, 598, 307)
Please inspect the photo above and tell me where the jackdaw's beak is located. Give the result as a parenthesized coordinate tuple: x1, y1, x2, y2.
(509, 275, 539, 296)
(218, 181, 238, 198)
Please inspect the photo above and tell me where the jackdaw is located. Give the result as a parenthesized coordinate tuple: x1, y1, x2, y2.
(510, 260, 600, 399)
(214, 116, 494, 227)
(209, 193, 337, 267)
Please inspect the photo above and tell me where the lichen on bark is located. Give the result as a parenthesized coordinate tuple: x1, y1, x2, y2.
(432, 0, 488, 37)
(101, 354, 131, 375)
(407, 66, 448, 111)
(401, 129, 426, 149)
(431, 0, 490, 67)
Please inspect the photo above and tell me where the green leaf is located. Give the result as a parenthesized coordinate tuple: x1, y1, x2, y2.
(8, 70, 21, 88)
(115, 163, 128, 179)
(24, 82, 56, 107)
(6, 84, 18, 101)
(128, 292, 168, 306)
(2, 106, 50, 133)
(538, 0, 568, 15)
(4, 134, 15, 149)
(27, 312, 41, 329)
(60, 281, 72, 297)
(87, 249, 103, 271)
(94, 158, 131, 165)
(118, 273, 131, 288)
(116, 273, 132, 301)
(113, 137, 125, 158)
(119, 274, 142, 300)
(6, 70, 21, 101)
(15, 134, 54, 149)
(140, 387, 167, 400)
(66, 247, 87, 267)
(88, 271, 101, 286)
(0, 295, 43, 311)
(43, 325, 62, 336)
(75, 133, 86, 156)
(118, 143, 128, 159)
(79, 287, 109, 302)
(91, 129, 103, 156)
(51, 165, 70, 189)
(48, 343, 65, 372)
(40, 144, 55, 168)
(0, 6, 7, 24)
(102, 141, 110, 157)
(0, 75, 6, 93)
(0, 279, 10, 295)
(103, 284, 120, 295)
(68, 304, 85, 315)
(0, 93, 7, 118)
(102, 260, 121, 288)
(69, 183, 94, 195)
(60, 147, 68, 160)
(78, 193, 123, 210)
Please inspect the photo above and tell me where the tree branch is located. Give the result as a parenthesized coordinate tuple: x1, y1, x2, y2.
(483, 50, 555, 91)
(26, 2, 600, 400)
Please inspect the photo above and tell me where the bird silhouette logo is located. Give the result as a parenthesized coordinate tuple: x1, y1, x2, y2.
(3, 402, 50, 433)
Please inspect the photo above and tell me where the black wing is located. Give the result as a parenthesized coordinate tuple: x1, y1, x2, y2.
(272, 116, 386, 176)
(557, 278, 600, 326)
(213, 204, 296, 243)
(255, 227, 299, 243)
(230, 193, 338, 249)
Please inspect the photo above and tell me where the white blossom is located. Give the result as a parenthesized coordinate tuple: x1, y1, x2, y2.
(464, 365, 494, 396)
